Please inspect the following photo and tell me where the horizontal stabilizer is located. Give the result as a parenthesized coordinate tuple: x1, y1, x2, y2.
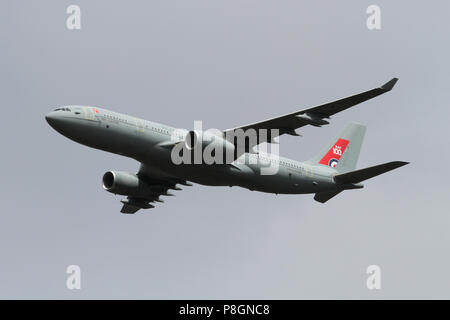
(314, 190, 343, 203)
(334, 161, 409, 184)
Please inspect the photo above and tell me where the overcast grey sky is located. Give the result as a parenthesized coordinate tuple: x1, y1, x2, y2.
(1, 1, 449, 299)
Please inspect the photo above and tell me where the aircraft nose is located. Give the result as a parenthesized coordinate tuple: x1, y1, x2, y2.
(45, 111, 59, 127)
(45, 111, 69, 133)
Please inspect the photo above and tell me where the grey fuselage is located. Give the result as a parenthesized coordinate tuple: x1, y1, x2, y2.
(45, 106, 338, 195)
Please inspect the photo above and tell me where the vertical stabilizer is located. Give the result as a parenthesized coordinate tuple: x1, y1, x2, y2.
(307, 122, 366, 173)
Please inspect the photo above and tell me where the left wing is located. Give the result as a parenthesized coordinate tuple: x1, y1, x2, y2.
(223, 78, 398, 149)
(120, 164, 192, 214)
(120, 199, 153, 214)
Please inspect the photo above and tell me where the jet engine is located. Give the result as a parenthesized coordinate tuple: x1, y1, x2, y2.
(183, 130, 236, 164)
(102, 171, 152, 197)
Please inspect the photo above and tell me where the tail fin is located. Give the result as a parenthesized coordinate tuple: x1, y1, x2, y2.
(307, 122, 366, 173)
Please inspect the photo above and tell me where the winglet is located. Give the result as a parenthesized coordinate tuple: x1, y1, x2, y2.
(381, 78, 399, 91)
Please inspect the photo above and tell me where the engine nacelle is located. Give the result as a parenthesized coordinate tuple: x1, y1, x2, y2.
(183, 130, 236, 164)
(102, 171, 151, 197)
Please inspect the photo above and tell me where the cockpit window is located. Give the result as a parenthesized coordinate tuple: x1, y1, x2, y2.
(54, 107, 71, 112)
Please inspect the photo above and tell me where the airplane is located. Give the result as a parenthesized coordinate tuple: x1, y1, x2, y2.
(45, 78, 407, 213)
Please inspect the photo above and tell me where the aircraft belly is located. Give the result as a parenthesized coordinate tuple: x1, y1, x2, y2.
(149, 154, 336, 193)
(244, 169, 335, 194)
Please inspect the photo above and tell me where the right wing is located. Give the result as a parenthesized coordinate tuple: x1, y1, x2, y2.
(223, 78, 398, 153)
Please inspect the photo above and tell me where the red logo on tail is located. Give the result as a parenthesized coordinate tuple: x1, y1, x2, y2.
(319, 138, 349, 168)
